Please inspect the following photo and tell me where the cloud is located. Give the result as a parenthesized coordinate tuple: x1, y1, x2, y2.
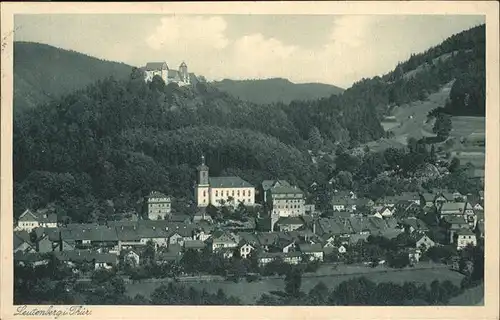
(146, 16, 228, 51)
(209, 16, 387, 87)
(17, 15, 483, 88)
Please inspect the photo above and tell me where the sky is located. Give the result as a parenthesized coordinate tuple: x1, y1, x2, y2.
(14, 14, 485, 88)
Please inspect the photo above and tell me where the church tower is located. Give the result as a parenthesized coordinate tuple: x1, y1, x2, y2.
(179, 61, 190, 85)
(195, 155, 210, 207)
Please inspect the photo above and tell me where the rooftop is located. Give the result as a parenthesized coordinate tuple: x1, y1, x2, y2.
(145, 62, 168, 71)
(209, 176, 254, 188)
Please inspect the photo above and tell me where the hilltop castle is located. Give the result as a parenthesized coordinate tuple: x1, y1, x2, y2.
(142, 61, 191, 87)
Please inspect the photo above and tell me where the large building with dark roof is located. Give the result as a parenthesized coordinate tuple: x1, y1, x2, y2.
(142, 61, 191, 87)
(262, 180, 305, 231)
(195, 155, 255, 207)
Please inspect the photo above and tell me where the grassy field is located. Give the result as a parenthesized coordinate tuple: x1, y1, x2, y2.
(450, 117, 485, 139)
(125, 267, 465, 305)
(364, 82, 485, 169)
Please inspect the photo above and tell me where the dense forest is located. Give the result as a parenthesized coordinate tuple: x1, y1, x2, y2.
(212, 78, 344, 105)
(14, 42, 133, 113)
(13, 24, 485, 222)
(12, 73, 356, 222)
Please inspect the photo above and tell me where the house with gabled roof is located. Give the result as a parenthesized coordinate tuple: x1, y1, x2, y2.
(420, 192, 437, 207)
(401, 217, 429, 234)
(16, 209, 57, 232)
(239, 242, 255, 259)
(54, 250, 118, 270)
(439, 202, 467, 216)
(376, 206, 394, 218)
(299, 243, 324, 261)
(166, 223, 194, 247)
(14, 252, 50, 267)
(192, 208, 213, 223)
(435, 191, 456, 204)
(415, 234, 436, 251)
(275, 216, 305, 232)
(13, 231, 36, 253)
(256, 232, 280, 250)
(183, 240, 206, 252)
(354, 197, 374, 209)
(442, 215, 471, 244)
(400, 192, 421, 205)
(59, 225, 119, 253)
(207, 230, 239, 252)
(375, 196, 400, 208)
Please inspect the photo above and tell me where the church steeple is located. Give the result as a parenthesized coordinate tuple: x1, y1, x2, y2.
(197, 154, 209, 186)
(179, 61, 189, 83)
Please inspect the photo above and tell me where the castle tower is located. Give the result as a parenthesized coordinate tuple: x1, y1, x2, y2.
(179, 61, 190, 85)
(195, 155, 210, 207)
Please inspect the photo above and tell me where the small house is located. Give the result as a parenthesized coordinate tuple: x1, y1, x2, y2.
(455, 229, 477, 250)
(298, 243, 324, 261)
(415, 234, 436, 251)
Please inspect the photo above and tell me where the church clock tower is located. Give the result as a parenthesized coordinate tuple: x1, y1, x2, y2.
(195, 155, 210, 207)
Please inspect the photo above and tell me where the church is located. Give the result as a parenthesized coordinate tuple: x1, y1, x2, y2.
(195, 156, 255, 208)
(142, 61, 191, 87)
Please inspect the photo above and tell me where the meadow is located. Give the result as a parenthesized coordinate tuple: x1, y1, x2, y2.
(125, 266, 465, 305)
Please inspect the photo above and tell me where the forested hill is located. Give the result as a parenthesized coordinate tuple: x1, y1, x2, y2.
(13, 71, 382, 222)
(13, 24, 484, 223)
(212, 78, 344, 105)
(14, 42, 133, 113)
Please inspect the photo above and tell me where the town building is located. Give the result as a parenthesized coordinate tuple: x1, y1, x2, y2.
(415, 234, 436, 251)
(261, 180, 305, 231)
(15, 209, 57, 232)
(146, 191, 171, 220)
(195, 155, 255, 208)
(143, 61, 191, 87)
(455, 229, 477, 250)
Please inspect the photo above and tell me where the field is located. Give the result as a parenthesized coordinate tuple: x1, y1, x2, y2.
(364, 81, 486, 170)
(450, 116, 485, 139)
(125, 265, 465, 305)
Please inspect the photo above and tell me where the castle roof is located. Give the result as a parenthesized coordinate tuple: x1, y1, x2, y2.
(145, 62, 168, 71)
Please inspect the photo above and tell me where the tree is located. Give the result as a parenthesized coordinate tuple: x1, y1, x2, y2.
(142, 240, 156, 266)
(284, 267, 302, 297)
(433, 113, 452, 140)
(449, 157, 460, 173)
(149, 75, 166, 92)
(308, 126, 324, 153)
(307, 282, 329, 305)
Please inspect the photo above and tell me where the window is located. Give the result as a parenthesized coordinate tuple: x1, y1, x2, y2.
(232, 190, 234, 196)
(203, 191, 206, 197)
(243, 190, 246, 196)
(237, 190, 240, 196)
(215, 190, 218, 196)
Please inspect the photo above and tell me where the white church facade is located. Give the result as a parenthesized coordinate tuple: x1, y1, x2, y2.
(143, 61, 191, 87)
(195, 156, 255, 208)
